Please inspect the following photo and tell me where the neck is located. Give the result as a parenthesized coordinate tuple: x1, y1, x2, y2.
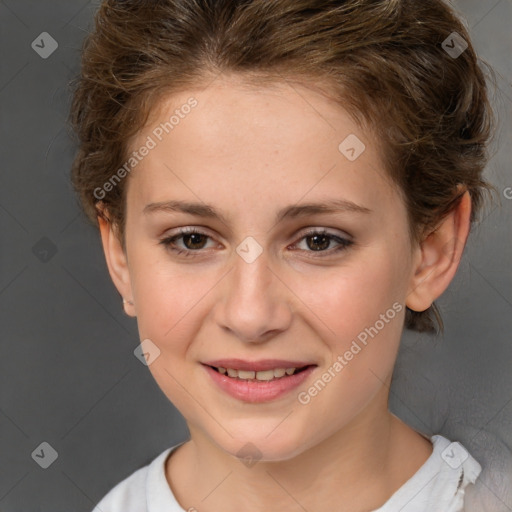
(166, 390, 432, 512)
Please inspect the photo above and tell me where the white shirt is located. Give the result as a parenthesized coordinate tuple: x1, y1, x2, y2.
(92, 434, 481, 512)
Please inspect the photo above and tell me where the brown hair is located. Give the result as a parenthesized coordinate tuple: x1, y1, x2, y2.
(69, 0, 496, 334)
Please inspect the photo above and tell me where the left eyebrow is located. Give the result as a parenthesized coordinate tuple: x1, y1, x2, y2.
(274, 199, 372, 224)
(143, 198, 372, 224)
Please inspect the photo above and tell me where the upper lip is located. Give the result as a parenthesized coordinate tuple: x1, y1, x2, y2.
(202, 359, 316, 372)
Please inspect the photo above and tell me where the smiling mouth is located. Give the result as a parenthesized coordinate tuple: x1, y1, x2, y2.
(207, 365, 312, 381)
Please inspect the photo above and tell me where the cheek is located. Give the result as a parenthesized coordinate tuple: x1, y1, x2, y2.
(130, 258, 213, 415)
(133, 267, 204, 350)
(292, 246, 408, 347)
(128, 230, 409, 402)
(288, 251, 407, 432)
(131, 233, 409, 356)
(128, 241, 188, 339)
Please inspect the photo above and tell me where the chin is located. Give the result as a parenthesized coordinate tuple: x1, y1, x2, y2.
(214, 426, 312, 464)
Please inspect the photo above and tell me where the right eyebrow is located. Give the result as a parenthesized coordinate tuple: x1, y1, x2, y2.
(143, 200, 230, 224)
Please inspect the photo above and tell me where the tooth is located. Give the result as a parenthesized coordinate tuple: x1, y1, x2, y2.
(222, 367, 299, 380)
(238, 370, 256, 380)
(255, 370, 275, 381)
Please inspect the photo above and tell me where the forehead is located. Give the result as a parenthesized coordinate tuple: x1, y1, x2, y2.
(144, 77, 367, 157)
(126, 76, 398, 218)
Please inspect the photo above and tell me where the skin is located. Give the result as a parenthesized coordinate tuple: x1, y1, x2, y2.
(98, 74, 471, 511)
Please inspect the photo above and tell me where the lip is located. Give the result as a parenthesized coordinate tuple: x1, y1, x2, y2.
(203, 359, 315, 372)
(202, 361, 317, 403)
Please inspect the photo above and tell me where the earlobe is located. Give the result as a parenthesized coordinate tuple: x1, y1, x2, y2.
(406, 190, 471, 313)
(97, 214, 136, 317)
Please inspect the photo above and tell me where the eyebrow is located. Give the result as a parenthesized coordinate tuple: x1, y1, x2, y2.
(143, 198, 372, 224)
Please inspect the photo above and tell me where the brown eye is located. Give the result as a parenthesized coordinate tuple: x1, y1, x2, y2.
(181, 232, 208, 250)
(305, 233, 331, 251)
(159, 228, 214, 257)
(291, 229, 353, 257)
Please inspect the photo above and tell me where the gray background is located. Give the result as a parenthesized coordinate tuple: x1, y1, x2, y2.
(0, 1, 510, 511)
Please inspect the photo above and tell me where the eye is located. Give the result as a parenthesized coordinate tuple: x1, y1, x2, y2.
(159, 227, 216, 257)
(290, 228, 353, 257)
(160, 227, 353, 258)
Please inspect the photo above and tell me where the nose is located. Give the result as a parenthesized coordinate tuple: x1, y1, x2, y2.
(214, 244, 293, 344)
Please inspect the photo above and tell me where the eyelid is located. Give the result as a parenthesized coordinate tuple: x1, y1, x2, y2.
(297, 226, 353, 241)
(161, 226, 351, 244)
(288, 228, 353, 256)
(160, 225, 354, 258)
(161, 226, 219, 247)
(161, 225, 217, 242)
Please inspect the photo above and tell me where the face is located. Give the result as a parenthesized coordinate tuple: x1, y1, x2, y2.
(109, 75, 419, 461)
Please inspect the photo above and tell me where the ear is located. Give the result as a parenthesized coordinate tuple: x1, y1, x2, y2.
(97, 211, 136, 317)
(406, 189, 471, 313)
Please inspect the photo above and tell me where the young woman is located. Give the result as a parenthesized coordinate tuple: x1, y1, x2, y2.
(70, 1, 496, 510)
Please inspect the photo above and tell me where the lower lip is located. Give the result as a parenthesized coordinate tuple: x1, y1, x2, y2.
(203, 364, 316, 403)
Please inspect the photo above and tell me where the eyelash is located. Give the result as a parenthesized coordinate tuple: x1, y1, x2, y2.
(159, 227, 354, 258)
